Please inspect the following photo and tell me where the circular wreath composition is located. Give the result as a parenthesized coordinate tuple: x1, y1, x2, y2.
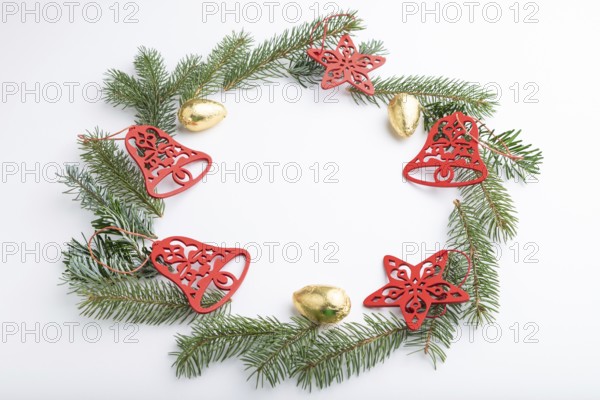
(61, 11, 542, 390)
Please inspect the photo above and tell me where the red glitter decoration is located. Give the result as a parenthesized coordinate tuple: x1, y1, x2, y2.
(363, 250, 470, 331)
(150, 236, 251, 313)
(403, 112, 488, 187)
(307, 34, 386, 96)
(125, 125, 212, 198)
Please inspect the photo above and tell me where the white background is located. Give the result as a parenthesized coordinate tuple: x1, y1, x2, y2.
(1, 0, 598, 398)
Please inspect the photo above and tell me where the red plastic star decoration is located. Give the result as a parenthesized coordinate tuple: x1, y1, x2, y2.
(307, 34, 386, 95)
(363, 250, 469, 330)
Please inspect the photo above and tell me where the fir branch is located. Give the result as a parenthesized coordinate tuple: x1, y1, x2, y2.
(62, 164, 156, 235)
(61, 164, 112, 212)
(405, 304, 463, 367)
(223, 12, 363, 91)
(480, 128, 543, 182)
(165, 54, 203, 100)
(104, 47, 201, 133)
(79, 130, 164, 217)
(422, 101, 469, 131)
(293, 313, 407, 391)
(62, 236, 156, 285)
(172, 315, 287, 378)
(350, 76, 497, 118)
(458, 169, 518, 243)
(181, 31, 253, 101)
(447, 200, 500, 325)
(242, 316, 318, 387)
(75, 278, 227, 325)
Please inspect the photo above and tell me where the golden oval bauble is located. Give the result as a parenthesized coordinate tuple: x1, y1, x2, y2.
(292, 285, 351, 324)
(387, 93, 421, 138)
(178, 98, 227, 132)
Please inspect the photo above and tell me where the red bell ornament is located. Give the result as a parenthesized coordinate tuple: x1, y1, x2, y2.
(125, 125, 212, 198)
(150, 237, 250, 313)
(363, 250, 470, 331)
(87, 227, 251, 314)
(403, 112, 488, 187)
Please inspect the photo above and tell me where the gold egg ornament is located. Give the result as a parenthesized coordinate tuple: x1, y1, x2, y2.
(292, 285, 351, 324)
(387, 93, 421, 138)
(178, 98, 227, 132)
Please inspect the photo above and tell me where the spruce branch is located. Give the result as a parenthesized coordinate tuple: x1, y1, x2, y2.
(79, 130, 164, 217)
(223, 12, 363, 91)
(458, 169, 518, 243)
(181, 31, 253, 101)
(480, 128, 543, 182)
(422, 101, 469, 131)
(293, 313, 407, 391)
(350, 76, 498, 118)
(104, 46, 201, 133)
(242, 316, 318, 388)
(75, 278, 227, 325)
(172, 315, 288, 378)
(448, 200, 500, 325)
(61, 164, 112, 212)
(406, 304, 462, 367)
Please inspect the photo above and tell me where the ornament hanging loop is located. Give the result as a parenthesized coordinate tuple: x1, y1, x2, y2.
(87, 226, 156, 275)
(309, 13, 355, 52)
(77, 126, 133, 143)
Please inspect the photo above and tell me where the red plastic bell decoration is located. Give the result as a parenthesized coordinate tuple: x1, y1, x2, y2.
(125, 125, 212, 198)
(150, 236, 251, 313)
(403, 112, 488, 187)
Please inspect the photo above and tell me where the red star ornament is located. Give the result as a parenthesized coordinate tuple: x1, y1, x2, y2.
(307, 34, 386, 95)
(363, 250, 469, 330)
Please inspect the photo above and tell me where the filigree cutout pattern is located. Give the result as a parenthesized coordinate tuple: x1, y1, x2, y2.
(403, 112, 488, 187)
(363, 250, 469, 330)
(125, 125, 212, 198)
(150, 236, 251, 313)
(307, 34, 386, 96)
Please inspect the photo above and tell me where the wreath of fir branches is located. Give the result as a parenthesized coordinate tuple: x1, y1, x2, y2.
(61, 11, 542, 390)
